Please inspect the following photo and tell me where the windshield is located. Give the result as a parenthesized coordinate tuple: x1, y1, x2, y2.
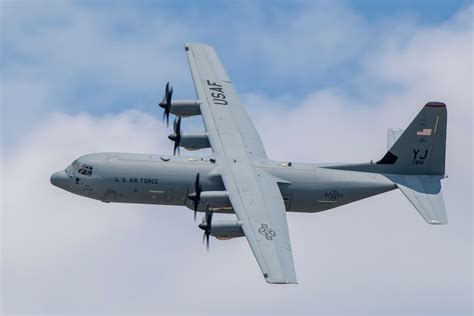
(72, 160, 80, 170)
(71, 160, 94, 176)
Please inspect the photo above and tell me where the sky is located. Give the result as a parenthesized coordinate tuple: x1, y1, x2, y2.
(1, 0, 473, 315)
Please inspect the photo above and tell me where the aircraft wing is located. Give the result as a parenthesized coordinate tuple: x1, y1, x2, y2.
(220, 168, 297, 284)
(185, 43, 297, 284)
(185, 43, 267, 160)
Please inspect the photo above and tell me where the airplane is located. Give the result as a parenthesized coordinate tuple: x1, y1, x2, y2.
(51, 43, 448, 284)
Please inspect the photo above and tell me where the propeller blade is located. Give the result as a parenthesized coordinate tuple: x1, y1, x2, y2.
(199, 206, 212, 250)
(176, 116, 181, 134)
(202, 226, 207, 246)
(206, 209, 213, 227)
(165, 111, 170, 127)
(167, 85, 173, 108)
(160, 82, 173, 127)
(192, 173, 202, 221)
(202, 224, 211, 250)
(165, 82, 170, 99)
(172, 117, 181, 156)
(173, 140, 181, 156)
(204, 207, 213, 251)
(205, 231, 210, 250)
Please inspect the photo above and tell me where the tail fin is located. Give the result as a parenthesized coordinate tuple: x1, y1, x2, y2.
(324, 102, 448, 225)
(380, 102, 448, 224)
(377, 102, 447, 175)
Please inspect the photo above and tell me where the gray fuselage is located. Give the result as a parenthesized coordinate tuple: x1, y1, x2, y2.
(51, 152, 396, 214)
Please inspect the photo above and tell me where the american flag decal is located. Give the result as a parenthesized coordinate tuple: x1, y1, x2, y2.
(416, 128, 432, 136)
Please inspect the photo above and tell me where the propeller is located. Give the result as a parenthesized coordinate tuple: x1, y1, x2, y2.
(159, 82, 173, 127)
(188, 173, 202, 221)
(198, 207, 213, 250)
(167, 117, 182, 155)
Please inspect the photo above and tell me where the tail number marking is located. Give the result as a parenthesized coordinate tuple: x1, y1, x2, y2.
(412, 149, 428, 165)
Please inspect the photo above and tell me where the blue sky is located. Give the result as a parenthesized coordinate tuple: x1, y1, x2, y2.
(1, 1, 472, 315)
(1, 0, 472, 141)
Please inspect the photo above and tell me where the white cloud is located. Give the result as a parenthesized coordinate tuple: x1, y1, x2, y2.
(1, 2, 472, 316)
(0, 1, 404, 141)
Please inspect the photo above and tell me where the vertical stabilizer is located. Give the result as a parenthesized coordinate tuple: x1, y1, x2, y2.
(377, 102, 447, 175)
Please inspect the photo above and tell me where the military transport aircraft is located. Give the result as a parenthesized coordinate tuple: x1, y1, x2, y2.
(51, 43, 448, 284)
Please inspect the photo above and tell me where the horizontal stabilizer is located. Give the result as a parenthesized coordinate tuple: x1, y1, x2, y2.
(388, 175, 447, 224)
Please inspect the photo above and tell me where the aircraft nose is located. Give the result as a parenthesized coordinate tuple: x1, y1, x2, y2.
(50, 170, 69, 190)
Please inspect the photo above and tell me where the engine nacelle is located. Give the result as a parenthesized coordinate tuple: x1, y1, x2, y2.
(168, 133, 211, 150)
(169, 100, 202, 117)
(199, 220, 244, 240)
(186, 191, 232, 213)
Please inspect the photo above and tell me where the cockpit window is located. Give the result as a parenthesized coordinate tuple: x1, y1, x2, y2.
(72, 160, 80, 170)
(75, 162, 93, 177)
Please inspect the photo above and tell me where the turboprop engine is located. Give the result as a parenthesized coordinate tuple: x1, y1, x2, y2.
(186, 174, 232, 216)
(168, 118, 211, 155)
(159, 82, 201, 126)
(199, 220, 245, 240)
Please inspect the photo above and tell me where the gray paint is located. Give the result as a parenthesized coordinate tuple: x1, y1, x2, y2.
(51, 153, 397, 213)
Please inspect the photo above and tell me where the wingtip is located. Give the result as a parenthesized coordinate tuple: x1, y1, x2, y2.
(266, 280, 298, 285)
(425, 101, 446, 108)
(264, 274, 298, 285)
(184, 42, 214, 51)
(428, 218, 448, 225)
